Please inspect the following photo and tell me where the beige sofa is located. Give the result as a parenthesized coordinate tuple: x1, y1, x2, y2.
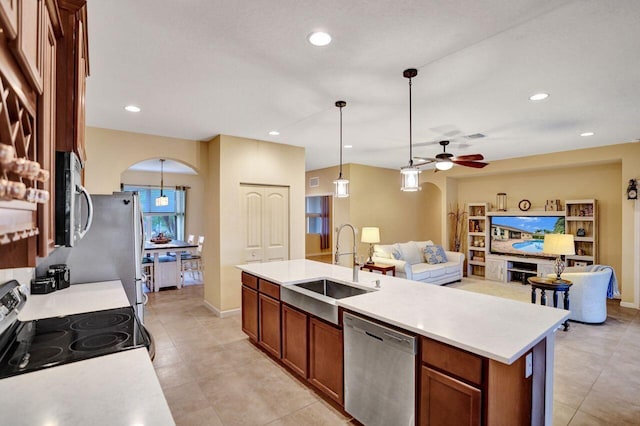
(372, 240, 464, 285)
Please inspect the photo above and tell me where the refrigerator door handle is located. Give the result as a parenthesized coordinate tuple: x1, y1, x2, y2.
(77, 184, 94, 240)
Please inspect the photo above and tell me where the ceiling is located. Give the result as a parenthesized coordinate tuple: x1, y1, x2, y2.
(85, 0, 640, 173)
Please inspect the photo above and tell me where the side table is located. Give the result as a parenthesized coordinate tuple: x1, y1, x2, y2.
(360, 263, 395, 276)
(527, 276, 572, 331)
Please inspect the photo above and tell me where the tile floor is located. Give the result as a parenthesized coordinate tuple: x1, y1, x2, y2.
(145, 278, 640, 426)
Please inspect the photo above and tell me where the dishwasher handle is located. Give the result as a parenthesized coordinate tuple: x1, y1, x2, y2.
(344, 312, 417, 355)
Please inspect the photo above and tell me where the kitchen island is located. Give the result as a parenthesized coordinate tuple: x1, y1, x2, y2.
(0, 281, 174, 426)
(238, 259, 569, 426)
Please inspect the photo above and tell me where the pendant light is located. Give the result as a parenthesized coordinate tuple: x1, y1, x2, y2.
(155, 159, 169, 206)
(400, 68, 421, 191)
(333, 100, 349, 198)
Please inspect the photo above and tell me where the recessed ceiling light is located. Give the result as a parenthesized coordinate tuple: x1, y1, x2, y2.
(308, 31, 331, 46)
(528, 93, 549, 101)
(344, 145, 353, 149)
(125, 105, 141, 112)
(268, 130, 280, 136)
(580, 132, 595, 137)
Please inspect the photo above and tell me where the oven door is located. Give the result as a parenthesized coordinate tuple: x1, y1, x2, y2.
(55, 152, 93, 246)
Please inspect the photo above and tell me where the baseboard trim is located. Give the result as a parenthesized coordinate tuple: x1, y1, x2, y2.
(202, 300, 241, 318)
(620, 301, 640, 310)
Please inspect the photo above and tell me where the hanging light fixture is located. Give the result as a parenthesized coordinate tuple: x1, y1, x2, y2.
(400, 68, 421, 191)
(155, 159, 169, 206)
(333, 100, 349, 198)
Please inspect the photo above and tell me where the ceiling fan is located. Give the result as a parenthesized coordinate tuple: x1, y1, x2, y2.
(414, 140, 489, 171)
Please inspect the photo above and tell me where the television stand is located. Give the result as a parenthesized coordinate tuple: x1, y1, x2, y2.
(485, 255, 555, 284)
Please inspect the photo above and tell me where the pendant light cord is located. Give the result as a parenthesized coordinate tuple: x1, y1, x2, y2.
(160, 159, 165, 196)
(408, 76, 413, 167)
(339, 104, 343, 178)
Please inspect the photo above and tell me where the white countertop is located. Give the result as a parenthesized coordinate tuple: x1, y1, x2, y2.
(18, 280, 131, 320)
(238, 259, 569, 364)
(1, 280, 175, 425)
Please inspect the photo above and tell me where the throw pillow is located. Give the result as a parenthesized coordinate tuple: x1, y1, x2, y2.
(398, 242, 423, 265)
(391, 248, 402, 260)
(424, 245, 448, 264)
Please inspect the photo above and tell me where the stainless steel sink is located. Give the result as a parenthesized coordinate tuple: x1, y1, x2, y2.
(292, 279, 371, 299)
(280, 279, 374, 325)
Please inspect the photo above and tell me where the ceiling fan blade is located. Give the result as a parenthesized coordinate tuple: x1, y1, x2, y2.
(454, 153, 484, 161)
(453, 160, 489, 168)
(413, 156, 436, 164)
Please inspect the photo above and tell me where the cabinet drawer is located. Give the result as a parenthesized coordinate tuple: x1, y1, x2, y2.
(422, 337, 483, 387)
(259, 279, 280, 300)
(241, 272, 258, 290)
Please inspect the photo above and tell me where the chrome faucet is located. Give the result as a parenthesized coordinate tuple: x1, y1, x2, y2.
(335, 223, 359, 282)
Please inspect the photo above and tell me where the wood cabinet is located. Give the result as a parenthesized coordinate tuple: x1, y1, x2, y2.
(258, 293, 281, 357)
(421, 366, 481, 426)
(12, 0, 45, 93)
(55, 0, 88, 163)
(0, 0, 19, 39)
(36, 4, 56, 256)
(419, 336, 543, 426)
(241, 285, 258, 342)
(309, 316, 343, 405)
(467, 202, 488, 278)
(1, 0, 85, 268)
(281, 303, 308, 378)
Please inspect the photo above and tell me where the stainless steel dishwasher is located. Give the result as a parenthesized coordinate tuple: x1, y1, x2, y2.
(343, 312, 417, 426)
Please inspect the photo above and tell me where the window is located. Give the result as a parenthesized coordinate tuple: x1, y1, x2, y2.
(305, 195, 331, 249)
(123, 185, 186, 240)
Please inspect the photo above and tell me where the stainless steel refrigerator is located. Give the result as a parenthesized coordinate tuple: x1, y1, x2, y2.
(37, 192, 146, 322)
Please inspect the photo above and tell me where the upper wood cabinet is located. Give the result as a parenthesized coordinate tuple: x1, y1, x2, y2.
(55, 0, 88, 163)
(11, 0, 45, 94)
(0, 0, 82, 267)
(36, 8, 56, 256)
(0, 0, 19, 40)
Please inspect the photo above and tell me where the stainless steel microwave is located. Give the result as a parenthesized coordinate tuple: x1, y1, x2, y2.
(55, 152, 93, 246)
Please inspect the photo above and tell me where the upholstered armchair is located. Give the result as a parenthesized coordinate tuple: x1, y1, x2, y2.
(547, 268, 613, 323)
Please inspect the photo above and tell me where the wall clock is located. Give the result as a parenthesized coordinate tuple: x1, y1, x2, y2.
(518, 199, 531, 211)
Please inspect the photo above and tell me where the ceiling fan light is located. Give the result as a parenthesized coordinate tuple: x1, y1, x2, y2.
(435, 160, 454, 171)
(333, 177, 350, 198)
(400, 166, 421, 192)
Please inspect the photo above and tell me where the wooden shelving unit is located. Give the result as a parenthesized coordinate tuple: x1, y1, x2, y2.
(467, 203, 488, 278)
(564, 199, 598, 267)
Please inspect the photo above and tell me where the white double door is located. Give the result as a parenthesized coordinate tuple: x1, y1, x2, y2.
(241, 184, 289, 264)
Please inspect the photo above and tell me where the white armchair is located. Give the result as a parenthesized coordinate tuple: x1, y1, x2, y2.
(547, 268, 613, 323)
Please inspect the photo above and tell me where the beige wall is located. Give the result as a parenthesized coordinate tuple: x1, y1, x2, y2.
(84, 127, 208, 194)
(85, 127, 306, 314)
(306, 163, 439, 262)
(307, 143, 639, 308)
(206, 135, 306, 313)
(428, 142, 639, 307)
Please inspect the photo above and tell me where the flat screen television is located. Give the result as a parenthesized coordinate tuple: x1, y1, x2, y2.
(489, 215, 565, 258)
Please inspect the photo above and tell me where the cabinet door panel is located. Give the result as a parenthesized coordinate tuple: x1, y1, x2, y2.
(0, 0, 19, 38)
(309, 317, 343, 404)
(281, 304, 308, 378)
(13, 0, 44, 93)
(36, 9, 55, 256)
(241, 285, 258, 342)
(420, 366, 481, 426)
(258, 294, 281, 358)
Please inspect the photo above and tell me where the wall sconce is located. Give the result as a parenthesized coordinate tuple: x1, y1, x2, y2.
(627, 179, 638, 200)
(496, 193, 507, 211)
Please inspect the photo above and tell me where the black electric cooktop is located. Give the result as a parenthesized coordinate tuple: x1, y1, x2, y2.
(0, 306, 150, 379)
